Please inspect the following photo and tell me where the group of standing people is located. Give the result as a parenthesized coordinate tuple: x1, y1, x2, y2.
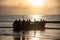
(13, 19, 31, 32)
(13, 19, 46, 32)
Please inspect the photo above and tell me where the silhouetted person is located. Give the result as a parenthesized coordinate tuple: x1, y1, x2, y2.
(13, 20, 18, 32)
(19, 19, 22, 31)
(13, 20, 21, 40)
(22, 19, 26, 40)
(26, 19, 31, 30)
(39, 19, 46, 31)
(22, 19, 26, 30)
(42, 19, 46, 29)
(24, 20, 28, 30)
(28, 19, 31, 26)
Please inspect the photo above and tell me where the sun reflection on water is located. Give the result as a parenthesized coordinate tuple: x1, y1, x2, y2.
(30, 15, 42, 22)
(28, 31, 41, 40)
(33, 31, 40, 40)
(33, 37, 39, 40)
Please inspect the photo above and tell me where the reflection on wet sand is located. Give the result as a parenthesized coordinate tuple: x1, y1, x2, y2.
(0, 29, 60, 40)
(0, 36, 14, 40)
(13, 31, 45, 40)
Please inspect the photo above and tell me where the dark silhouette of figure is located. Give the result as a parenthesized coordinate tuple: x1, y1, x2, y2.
(21, 19, 26, 40)
(42, 19, 46, 29)
(39, 19, 46, 31)
(22, 19, 26, 31)
(26, 19, 31, 30)
(13, 19, 22, 40)
(26, 20, 29, 30)
(13, 20, 18, 32)
(19, 19, 22, 31)
(17, 19, 21, 32)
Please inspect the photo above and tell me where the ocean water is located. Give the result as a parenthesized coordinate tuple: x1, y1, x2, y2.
(0, 15, 60, 40)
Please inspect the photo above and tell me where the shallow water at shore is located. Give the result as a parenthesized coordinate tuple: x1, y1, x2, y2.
(0, 29, 60, 40)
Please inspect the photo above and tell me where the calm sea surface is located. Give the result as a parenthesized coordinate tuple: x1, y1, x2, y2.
(0, 15, 60, 40)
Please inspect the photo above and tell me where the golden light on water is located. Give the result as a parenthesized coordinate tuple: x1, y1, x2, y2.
(30, 15, 42, 21)
(27, 0, 45, 7)
(33, 37, 39, 40)
(33, 31, 40, 40)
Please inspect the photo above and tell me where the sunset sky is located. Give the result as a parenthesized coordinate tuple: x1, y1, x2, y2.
(0, 0, 60, 15)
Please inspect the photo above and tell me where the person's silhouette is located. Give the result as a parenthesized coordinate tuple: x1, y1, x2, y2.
(18, 19, 22, 31)
(26, 19, 31, 30)
(13, 20, 20, 40)
(22, 19, 26, 40)
(13, 20, 18, 32)
(22, 19, 26, 30)
(39, 19, 45, 31)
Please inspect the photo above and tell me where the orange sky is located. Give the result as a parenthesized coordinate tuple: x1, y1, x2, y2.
(0, 0, 60, 15)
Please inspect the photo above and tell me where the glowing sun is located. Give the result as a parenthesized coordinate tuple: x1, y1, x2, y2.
(27, 0, 45, 7)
